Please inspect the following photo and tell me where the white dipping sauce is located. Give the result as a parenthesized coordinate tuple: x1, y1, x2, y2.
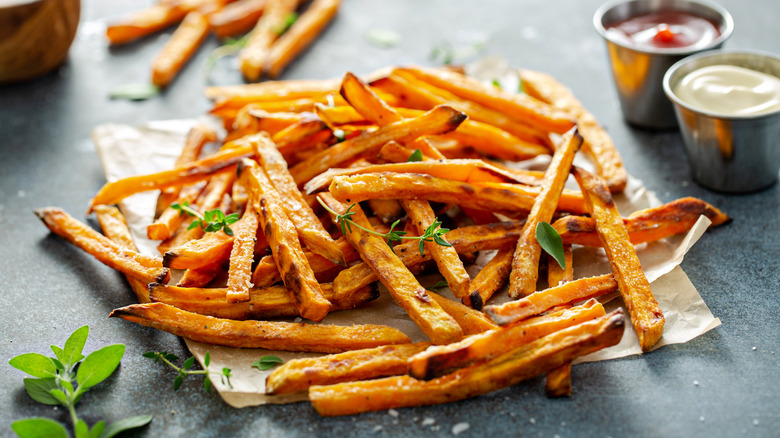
(674, 65, 780, 116)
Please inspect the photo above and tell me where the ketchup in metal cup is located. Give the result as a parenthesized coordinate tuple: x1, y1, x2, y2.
(606, 11, 720, 50)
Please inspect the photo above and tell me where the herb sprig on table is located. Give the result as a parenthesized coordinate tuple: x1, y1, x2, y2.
(143, 351, 232, 393)
(9, 326, 152, 438)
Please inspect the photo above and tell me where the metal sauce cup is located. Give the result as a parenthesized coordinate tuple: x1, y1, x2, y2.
(663, 50, 780, 193)
(594, 0, 733, 129)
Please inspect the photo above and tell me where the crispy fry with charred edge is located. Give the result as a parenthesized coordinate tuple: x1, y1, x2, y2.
(380, 70, 552, 149)
(163, 214, 255, 270)
(573, 167, 664, 351)
(266, 0, 341, 78)
(93, 205, 151, 303)
(178, 262, 224, 288)
(508, 129, 582, 298)
(305, 159, 528, 194)
(520, 69, 628, 193)
(400, 66, 576, 134)
(238, 159, 331, 321)
(309, 310, 625, 416)
(239, 0, 299, 82)
(251, 237, 358, 287)
(266, 342, 430, 395)
(149, 282, 377, 320)
(151, 11, 210, 88)
(485, 274, 617, 325)
(340, 71, 445, 160)
(332, 221, 526, 303)
(106, 3, 188, 45)
(252, 133, 344, 264)
(35, 207, 169, 285)
(226, 204, 259, 303)
(209, 0, 267, 39)
(409, 299, 605, 380)
(464, 243, 514, 310)
(427, 291, 497, 335)
(553, 196, 732, 247)
(156, 124, 215, 218)
(290, 105, 467, 185)
(328, 172, 587, 216)
(109, 302, 410, 352)
(89, 143, 253, 212)
(319, 194, 463, 345)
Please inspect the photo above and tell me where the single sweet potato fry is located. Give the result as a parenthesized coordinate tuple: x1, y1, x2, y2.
(508, 129, 582, 298)
(110, 302, 410, 352)
(464, 243, 515, 310)
(106, 3, 188, 45)
(485, 273, 618, 326)
(427, 291, 497, 335)
(238, 0, 299, 82)
(239, 159, 331, 321)
(573, 167, 664, 351)
(177, 262, 225, 288)
(149, 282, 377, 320)
(309, 310, 625, 416)
(151, 11, 210, 88)
(226, 204, 260, 303)
(553, 196, 732, 247)
(266, 342, 430, 395)
(266, 0, 341, 78)
(409, 299, 606, 380)
(209, 0, 267, 38)
(35, 207, 169, 285)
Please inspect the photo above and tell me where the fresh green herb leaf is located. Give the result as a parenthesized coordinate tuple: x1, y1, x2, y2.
(88, 420, 105, 438)
(108, 83, 160, 101)
(431, 280, 449, 290)
(173, 375, 183, 391)
(252, 355, 283, 371)
(204, 34, 250, 76)
(536, 221, 565, 269)
(171, 204, 237, 236)
(11, 417, 69, 438)
(274, 12, 298, 35)
(23, 378, 60, 405)
(75, 419, 89, 438)
(492, 79, 502, 89)
(182, 357, 195, 370)
(100, 415, 153, 438)
(77, 345, 125, 390)
(518, 79, 525, 94)
(204, 376, 213, 393)
(364, 29, 401, 48)
(9, 353, 58, 379)
(204, 351, 211, 367)
(407, 149, 423, 162)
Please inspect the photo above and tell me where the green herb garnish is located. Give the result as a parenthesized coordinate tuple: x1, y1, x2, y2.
(364, 29, 401, 48)
(204, 34, 250, 75)
(536, 221, 565, 269)
(274, 12, 299, 36)
(9, 326, 152, 438)
(491, 79, 502, 89)
(143, 351, 231, 393)
(252, 355, 283, 371)
(171, 202, 240, 236)
(108, 83, 160, 101)
(318, 199, 451, 256)
(407, 149, 423, 162)
(431, 280, 449, 290)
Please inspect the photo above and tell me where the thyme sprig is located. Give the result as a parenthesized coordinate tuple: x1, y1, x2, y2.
(171, 202, 239, 236)
(143, 351, 232, 393)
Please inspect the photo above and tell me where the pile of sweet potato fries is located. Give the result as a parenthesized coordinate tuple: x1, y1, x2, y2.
(107, 0, 341, 87)
(35, 65, 730, 415)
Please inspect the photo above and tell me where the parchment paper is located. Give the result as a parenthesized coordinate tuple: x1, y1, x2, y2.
(92, 119, 720, 408)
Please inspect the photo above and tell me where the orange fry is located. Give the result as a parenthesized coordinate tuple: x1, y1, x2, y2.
(110, 302, 410, 352)
(209, 0, 267, 38)
(239, 0, 299, 82)
(226, 204, 260, 303)
(573, 167, 664, 351)
(151, 11, 210, 88)
(35, 207, 169, 285)
(106, 3, 188, 45)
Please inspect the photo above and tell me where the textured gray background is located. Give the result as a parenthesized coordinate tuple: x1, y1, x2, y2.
(1, 0, 779, 437)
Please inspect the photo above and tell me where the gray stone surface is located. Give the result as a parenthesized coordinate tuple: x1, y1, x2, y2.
(1, 0, 778, 436)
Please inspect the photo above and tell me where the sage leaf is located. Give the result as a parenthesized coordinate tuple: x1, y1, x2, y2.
(77, 344, 125, 389)
(23, 378, 60, 405)
(100, 415, 152, 438)
(536, 221, 565, 269)
(9, 353, 58, 379)
(11, 417, 69, 438)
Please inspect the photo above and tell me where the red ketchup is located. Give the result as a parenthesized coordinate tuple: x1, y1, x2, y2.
(606, 11, 720, 50)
